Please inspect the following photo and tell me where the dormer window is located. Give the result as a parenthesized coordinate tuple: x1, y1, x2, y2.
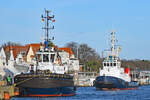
(20, 51, 26, 56)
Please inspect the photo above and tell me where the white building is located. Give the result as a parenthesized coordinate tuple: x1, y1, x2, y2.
(4, 45, 80, 73)
(0, 48, 6, 77)
(58, 48, 80, 71)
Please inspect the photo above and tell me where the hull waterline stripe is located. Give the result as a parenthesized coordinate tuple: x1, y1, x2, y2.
(23, 93, 76, 97)
(100, 87, 138, 91)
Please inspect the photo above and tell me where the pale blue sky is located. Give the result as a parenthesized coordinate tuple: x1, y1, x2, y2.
(0, 0, 150, 60)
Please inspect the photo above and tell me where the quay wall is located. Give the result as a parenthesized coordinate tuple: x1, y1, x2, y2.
(0, 84, 15, 99)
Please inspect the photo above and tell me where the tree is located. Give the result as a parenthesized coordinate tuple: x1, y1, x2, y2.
(78, 43, 100, 64)
(65, 42, 79, 58)
(0, 41, 22, 61)
(85, 60, 101, 72)
(65, 42, 101, 72)
(0, 41, 21, 49)
(66, 41, 150, 72)
(121, 59, 150, 70)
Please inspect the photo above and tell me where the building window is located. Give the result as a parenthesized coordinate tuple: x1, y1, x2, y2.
(19, 58, 22, 63)
(20, 51, 26, 56)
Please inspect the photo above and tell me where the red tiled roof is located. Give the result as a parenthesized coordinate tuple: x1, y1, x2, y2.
(58, 48, 74, 57)
(25, 43, 40, 56)
(5, 45, 28, 60)
(4, 43, 40, 61)
(4, 44, 73, 61)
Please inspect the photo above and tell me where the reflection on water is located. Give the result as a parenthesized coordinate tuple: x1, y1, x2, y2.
(11, 86, 150, 100)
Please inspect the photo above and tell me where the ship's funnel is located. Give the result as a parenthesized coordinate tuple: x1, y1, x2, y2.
(125, 67, 130, 75)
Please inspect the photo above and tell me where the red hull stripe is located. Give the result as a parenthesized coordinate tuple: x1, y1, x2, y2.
(102, 87, 138, 91)
(118, 87, 138, 90)
(25, 93, 76, 97)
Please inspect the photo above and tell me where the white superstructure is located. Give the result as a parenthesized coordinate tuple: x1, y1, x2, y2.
(31, 10, 80, 74)
(35, 48, 66, 74)
(99, 31, 131, 82)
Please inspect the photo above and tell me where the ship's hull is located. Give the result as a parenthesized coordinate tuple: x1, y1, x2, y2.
(19, 87, 75, 96)
(94, 76, 138, 90)
(14, 73, 76, 96)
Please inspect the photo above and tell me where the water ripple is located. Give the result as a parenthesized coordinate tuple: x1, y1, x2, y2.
(11, 86, 150, 100)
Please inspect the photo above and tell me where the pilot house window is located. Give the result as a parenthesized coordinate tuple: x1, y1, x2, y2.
(43, 54, 49, 62)
(113, 63, 116, 66)
(107, 63, 109, 66)
(50, 54, 55, 63)
(110, 63, 113, 66)
(104, 63, 106, 66)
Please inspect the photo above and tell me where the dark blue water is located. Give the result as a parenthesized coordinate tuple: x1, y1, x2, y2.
(11, 86, 150, 100)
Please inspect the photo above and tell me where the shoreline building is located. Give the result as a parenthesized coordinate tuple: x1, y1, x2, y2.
(0, 48, 6, 78)
(3, 44, 79, 74)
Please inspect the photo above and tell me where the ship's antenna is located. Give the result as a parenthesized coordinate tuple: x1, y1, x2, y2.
(41, 9, 55, 42)
(111, 30, 115, 57)
(101, 51, 104, 58)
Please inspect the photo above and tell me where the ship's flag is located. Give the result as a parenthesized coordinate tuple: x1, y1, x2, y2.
(48, 16, 50, 20)
(52, 19, 55, 22)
